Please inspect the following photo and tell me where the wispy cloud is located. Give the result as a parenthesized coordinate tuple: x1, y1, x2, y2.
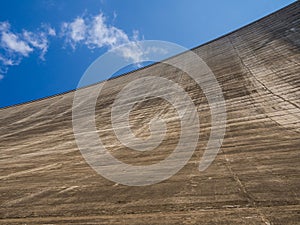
(0, 54, 17, 66)
(0, 21, 55, 78)
(61, 13, 145, 63)
(47, 27, 56, 36)
(61, 17, 86, 47)
(23, 30, 49, 60)
(1, 31, 33, 56)
(0, 22, 33, 59)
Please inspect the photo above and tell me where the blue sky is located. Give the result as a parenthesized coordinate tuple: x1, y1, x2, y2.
(0, 0, 296, 108)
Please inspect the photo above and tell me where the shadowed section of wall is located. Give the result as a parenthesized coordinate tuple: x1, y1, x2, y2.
(0, 2, 299, 224)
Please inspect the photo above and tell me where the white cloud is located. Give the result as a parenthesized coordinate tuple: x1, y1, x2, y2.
(23, 30, 49, 60)
(0, 21, 54, 77)
(1, 31, 33, 56)
(61, 17, 86, 48)
(113, 42, 144, 63)
(86, 13, 129, 48)
(0, 22, 10, 32)
(0, 74, 4, 80)
(48, 27, 56, 36)
(0, 55, 17, 66)
(61, 13, 145, 63)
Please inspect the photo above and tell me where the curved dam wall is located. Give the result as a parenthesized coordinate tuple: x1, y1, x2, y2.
(0, 2, 299, 224)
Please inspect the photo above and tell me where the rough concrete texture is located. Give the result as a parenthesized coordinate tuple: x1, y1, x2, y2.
(0, 2, 299, 224)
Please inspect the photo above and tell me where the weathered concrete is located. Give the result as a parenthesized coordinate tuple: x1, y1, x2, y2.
(0, 2, 299, 224)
